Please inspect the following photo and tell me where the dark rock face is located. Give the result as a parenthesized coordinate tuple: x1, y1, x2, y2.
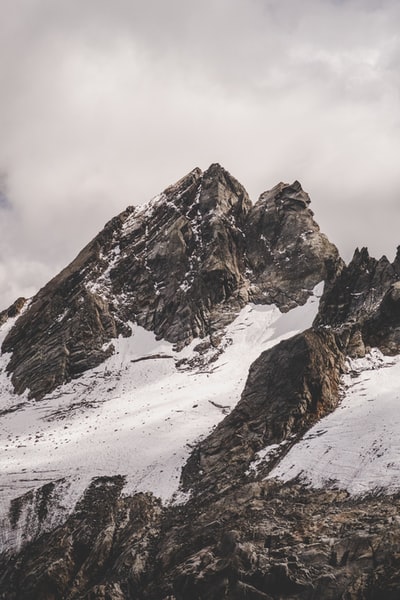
(3, 164, 400, 600)
(182, 328, 345, 498)
(2, 477, 400, 600)
(315, 246, 400, 356)
(0, 477, 162, 600)
(1, 164, 340, 399)
(155, 483, 400, 600)
(245, 181, 342, 310)
(316, 247, 398, 329)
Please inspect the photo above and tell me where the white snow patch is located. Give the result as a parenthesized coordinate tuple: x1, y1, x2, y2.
(134, 192, 167, 222)
(246, 440, 290, 476)
(268, 349, 400, 495)
(246, 445, 279, 475)
(86, 244, 121, 296)
(0, 288, 321, 550)
(55, 308, 69, 323)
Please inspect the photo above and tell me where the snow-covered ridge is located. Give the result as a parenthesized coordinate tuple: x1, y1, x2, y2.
(267, 349, 400, 495)
(0, 286, 322, 551)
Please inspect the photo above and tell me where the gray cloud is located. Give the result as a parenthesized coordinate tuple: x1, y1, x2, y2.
(0, 0, 400, 309)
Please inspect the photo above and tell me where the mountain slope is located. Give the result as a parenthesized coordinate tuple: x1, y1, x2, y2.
(0, 289, 321, 552)
(2, 165, 400, 599)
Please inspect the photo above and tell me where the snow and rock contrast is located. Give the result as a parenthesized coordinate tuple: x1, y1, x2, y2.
(1, 164, 341, 400)
(2, 164, 400, 600)
(268, 349, 400, 495)
(0, 290, 322, 552)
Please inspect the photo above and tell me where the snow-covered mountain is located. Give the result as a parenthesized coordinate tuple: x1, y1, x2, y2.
(1, 165, 400, 599)
(0, 287, 322, 552)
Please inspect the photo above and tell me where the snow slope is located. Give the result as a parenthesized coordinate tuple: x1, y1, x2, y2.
(0, 287, 321, 550)
(268, 349, 400, 495)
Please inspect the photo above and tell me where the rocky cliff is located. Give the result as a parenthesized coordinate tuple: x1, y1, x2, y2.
(1, 164, 341, 399)
(1, 164, 400, 600)
(316, 245, 400, 355)
(3, 475, 400, 600)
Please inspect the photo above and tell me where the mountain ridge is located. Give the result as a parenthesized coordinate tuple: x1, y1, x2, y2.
(1, 164, 400, 599)
(1, 163, 341, 400)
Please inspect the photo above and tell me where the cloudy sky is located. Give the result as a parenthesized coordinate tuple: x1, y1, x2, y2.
(0, 0, 399, 309)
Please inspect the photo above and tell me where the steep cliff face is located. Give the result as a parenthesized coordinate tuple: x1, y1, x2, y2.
(316, 247, 399, 328)
(245, 180, 341, 309)
(315, 246, 400, 355)
(1, 164, 340, 400)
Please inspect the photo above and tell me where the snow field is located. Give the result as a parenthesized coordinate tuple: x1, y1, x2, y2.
(268, 349, 400, 495)
(0, 287, 321, 550)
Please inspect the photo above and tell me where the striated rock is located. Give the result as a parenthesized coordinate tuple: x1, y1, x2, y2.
(182, 328, 345, 498)
(4, 164, 400, 600)
(315, 247, 397, 328)
(1, 165, 340, 399)
(0, 477, 162, 600)
(143, 483, 400, 600)
(364, 280, 400, 353)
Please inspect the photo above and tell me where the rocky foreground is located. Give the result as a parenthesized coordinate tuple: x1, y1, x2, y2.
(2, 474, 400, 600)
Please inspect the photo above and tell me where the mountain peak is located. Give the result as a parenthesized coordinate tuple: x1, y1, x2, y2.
(1, 167, 341, 399)
(259, 179, 311, 210)
(162, 166, 202, 198)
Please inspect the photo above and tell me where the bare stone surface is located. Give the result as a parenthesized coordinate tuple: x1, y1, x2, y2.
(0, 297, 26, 327)
(1, 165, 340, 399)
(182, 328, 345, 498)
(245, 181, 342, 310)
(315, 245, 400, 356)
(2, 476, 400, 600)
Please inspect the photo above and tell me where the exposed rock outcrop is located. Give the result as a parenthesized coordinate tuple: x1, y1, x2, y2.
(0, 477, 162, 600)
(153, 482, 400, 600)
(245, 181, 341, 310)
(1, 165, 341, 399)
(315, 246, 400, 356)
(2, 477, 400, 600)
(3, 164, 400, 600)
(0, 297, 26, 328)
(182, 328, 345, 498)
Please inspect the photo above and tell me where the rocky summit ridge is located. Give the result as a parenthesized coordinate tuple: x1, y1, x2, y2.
(2, 165, 400, 599)
(1, 163, 340, 400)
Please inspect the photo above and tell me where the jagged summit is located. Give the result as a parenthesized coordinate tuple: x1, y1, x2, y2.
(315, 242, 400, 355)
(258, 179, 311, 209)
(245, 178, 342, 308)
(1, 164, 341, 399)
(141, 163, 250, 219)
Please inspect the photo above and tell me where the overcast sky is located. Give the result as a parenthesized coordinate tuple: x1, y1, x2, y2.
(0, 0, 399, 309)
